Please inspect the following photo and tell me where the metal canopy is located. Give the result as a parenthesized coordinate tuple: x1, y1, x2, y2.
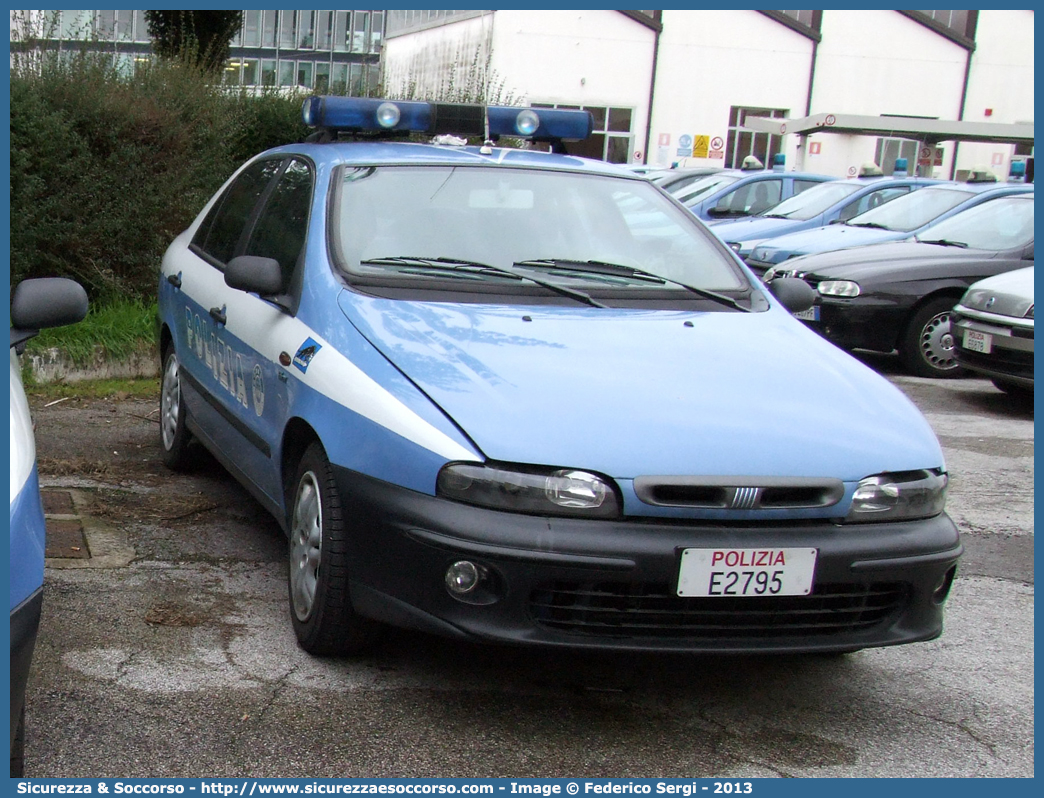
(744, 113, 1034, 146)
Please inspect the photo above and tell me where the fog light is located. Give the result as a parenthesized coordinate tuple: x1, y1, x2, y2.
(446, 561, 483, 596)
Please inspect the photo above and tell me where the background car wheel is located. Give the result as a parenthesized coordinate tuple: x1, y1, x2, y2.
(159, 347, 194, 471)
(10, 705, 25, 777)
(288, 442, 380, 656)
(899, 297, 963, 378)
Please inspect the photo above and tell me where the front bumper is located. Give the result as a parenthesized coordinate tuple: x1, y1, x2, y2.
(11, 588, 42, 748)
(336, 468, 962, 654)
(804, 298, 907, 353)
(952, 315, 1034, 388)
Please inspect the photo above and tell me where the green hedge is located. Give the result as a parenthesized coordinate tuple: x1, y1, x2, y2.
(10, 52, 309, 303)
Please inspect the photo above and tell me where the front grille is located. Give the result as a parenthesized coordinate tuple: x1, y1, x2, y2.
(530, 580, 908, 639)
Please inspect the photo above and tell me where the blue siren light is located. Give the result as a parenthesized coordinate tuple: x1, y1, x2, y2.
(302, 96, 592, 141)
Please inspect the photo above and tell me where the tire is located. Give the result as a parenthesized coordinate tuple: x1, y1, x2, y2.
(288, 442, 380, 656)
(899, 297, 963, 378)
(992, 379, 1034, 403)
(10, 705, 25, 778)
(159, 347, 194, 471)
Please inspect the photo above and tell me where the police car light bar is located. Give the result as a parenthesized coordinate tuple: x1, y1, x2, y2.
(301, 96, 593, 141)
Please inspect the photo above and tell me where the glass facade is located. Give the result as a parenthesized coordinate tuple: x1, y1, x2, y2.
(24, 10, 386, 95)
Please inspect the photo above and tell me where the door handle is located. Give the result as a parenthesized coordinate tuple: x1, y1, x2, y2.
(166, 272, 182, 289)
(209, 305, 227, 325)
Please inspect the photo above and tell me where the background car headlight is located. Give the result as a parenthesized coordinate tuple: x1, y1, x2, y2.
(818, 280, 861, 298)
(845, 470, 948, 522)
(437, 462, 620, 518)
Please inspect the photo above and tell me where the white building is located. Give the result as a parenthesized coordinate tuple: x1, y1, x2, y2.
(382, 9, 1034, 180)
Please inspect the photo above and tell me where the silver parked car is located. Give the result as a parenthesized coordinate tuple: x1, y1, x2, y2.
(951, 266, 1034, 398)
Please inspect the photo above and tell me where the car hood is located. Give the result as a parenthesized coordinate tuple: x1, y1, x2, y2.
(753, 225, 903, 261)
(786, 242, 1006, 283)
(710, 217, 806, 242)
(338, 293, 943, 480)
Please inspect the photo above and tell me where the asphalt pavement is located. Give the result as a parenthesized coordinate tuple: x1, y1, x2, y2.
(24, 360, 1034, 778)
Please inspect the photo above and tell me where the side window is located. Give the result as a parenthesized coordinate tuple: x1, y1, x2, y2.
(245, 159, 314, 284)
(838, 186, 910, 222)
(192, 159, 283, 265)
(717, 180, 782, 215)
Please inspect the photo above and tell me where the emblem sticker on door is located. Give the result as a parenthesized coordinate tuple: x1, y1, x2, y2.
(293, 338, 322, 373)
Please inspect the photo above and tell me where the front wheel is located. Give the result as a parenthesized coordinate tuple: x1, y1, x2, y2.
(899, 297, 963, 378)
(159, 347, 194, 470)
(288, 442, 380, 656)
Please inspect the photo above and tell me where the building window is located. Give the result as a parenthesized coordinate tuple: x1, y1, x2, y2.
(334, 11, 351, 51)
(875, 138, 920, 174)
(914, 10, 977, 40)
(725, 106, 787, 169)
(531, 103, 634, 163)
(332, 63, 349, 94)
(352, 12, 370, 53)
(241, 10, 261, 47)
(279, 11, 296, 49)
(316, 11, 334, 50)
(262, 11, 277, 48)
(298, 10, 315, 49)
(261, 59, 277, 87)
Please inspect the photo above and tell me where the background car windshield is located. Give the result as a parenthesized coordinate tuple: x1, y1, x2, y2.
(917, 196, 1034, 250)
(334, 166, 745, 290)
(847, 187, 974, 232)
(764, 181, 862, 220)
(670, 173, 740, 205)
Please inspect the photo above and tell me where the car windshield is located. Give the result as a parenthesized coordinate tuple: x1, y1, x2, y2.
(762, 180, 863, 220)
(915, 195, 1034, 250)
(332, 165, 748, 295)
(845, 187, 974, 232)
(670, 173, 741, 205)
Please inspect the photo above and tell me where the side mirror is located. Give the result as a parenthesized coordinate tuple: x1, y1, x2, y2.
(10, 278, 88, 349)
(767, 276, 816, 314)
(225, 256, 284, 296)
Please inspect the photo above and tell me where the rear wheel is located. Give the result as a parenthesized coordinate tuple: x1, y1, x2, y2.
(899, 297, 963, 378)
(159, 347, 194, 470)
(288, 442, 380, 655)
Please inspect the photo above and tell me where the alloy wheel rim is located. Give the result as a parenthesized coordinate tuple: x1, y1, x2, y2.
(160, 355, 181, 450)
(290, 472, 322, 622)
(919, 311, 957, 372)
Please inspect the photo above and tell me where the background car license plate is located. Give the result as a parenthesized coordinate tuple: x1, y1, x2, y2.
(963, 329, 992, 354)
(677, 547, 817, 597)
(793, 306, 819, 321)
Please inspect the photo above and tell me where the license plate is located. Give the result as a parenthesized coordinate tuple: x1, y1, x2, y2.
(793, 306, 819, 321)
(677, 548, 817, 597)
(963, 329, 992, 354)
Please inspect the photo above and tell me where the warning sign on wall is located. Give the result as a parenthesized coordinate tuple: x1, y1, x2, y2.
(693, 135, 710, 159)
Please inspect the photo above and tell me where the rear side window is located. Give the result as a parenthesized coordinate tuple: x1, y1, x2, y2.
(192, 159, 283, 265)
(839, 186, 910, 222)
(245, 159, 313, 283)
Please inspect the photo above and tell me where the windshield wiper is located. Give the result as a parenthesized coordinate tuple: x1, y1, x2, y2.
(916, 238, 969, 248)
(513, 258, 750, 312)
(848, 222, 892, 230)
(762, 212, 793, 219)
(359, 256, 607, 308)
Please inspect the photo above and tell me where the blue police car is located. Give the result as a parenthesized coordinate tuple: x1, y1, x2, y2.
(711, 165, 940, 261)
(10, 278, 87, 776)
(746, 176, 1034, 273)
(156, 97, 961, 656)
(668, 155, 834, 222)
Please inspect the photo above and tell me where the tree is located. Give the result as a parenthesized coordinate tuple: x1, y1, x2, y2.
(145, 11, 243, 73)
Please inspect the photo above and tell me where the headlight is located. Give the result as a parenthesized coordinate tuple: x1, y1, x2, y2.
(845, 470, 948, 522)
(728, 242, 742, 253)
(818, 280, 861, 298)
(436, 462, 620, 518)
